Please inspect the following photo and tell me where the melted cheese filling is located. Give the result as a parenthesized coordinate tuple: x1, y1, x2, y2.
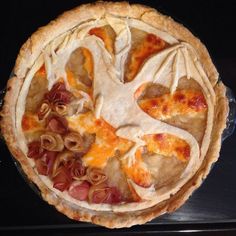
(22, 113, 44, 132)
(89, 27, 114, 54)
(125, 33, 167, 82)
(139, 89, 207, 120)
(143, 134, 190, 162)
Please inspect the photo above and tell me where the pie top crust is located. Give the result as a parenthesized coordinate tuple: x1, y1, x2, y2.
(0, 1, 228, 228)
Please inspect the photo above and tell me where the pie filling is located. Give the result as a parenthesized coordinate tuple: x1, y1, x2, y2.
(17, 15, 215, 210)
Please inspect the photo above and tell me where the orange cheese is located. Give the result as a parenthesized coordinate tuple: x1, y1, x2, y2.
(22, 113, 44, 132)
(83, 143, 116, 168)
(143, 133, 190, 162)
(89, 27, 114, 54)
(35, 65, 46, 77)
(81, 48, 94, 80)
(126, 34, 167, 82)
(139, 90, 207, 120)
(121, 148, 152, 188)
(134, 83, 148, 99)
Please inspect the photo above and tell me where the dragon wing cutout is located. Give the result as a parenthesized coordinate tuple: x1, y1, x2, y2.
(79, 36, 201, 200)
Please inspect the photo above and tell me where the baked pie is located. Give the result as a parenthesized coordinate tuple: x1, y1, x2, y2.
(0, 2, 229, 228)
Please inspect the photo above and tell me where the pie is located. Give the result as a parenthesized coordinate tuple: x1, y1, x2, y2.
(0, 2, 229, 228)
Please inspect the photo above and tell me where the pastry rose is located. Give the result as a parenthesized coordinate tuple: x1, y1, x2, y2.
(70, 159, 86, 180)
(53, 101, 68, 116)
(45, 82, 72, 105)
(68, 181, 90, 201)
(86, 167, 107, 185)
(40, 132, 64, 151)
(64, 132, 84, 152)
(52, 151, 74, 177)
(37, 100, 51, 120)
(35, 151, 57, 176)
(52, 166, 72, 192)
(88, 183, 121, 204)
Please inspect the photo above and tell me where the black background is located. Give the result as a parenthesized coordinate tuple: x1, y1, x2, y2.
(0, 1, 236, 235)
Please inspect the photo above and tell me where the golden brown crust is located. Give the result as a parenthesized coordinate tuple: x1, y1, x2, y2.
(1, 1, 228, 228)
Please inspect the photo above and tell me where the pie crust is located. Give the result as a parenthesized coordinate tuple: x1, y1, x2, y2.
(0, 1, 228, 228)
